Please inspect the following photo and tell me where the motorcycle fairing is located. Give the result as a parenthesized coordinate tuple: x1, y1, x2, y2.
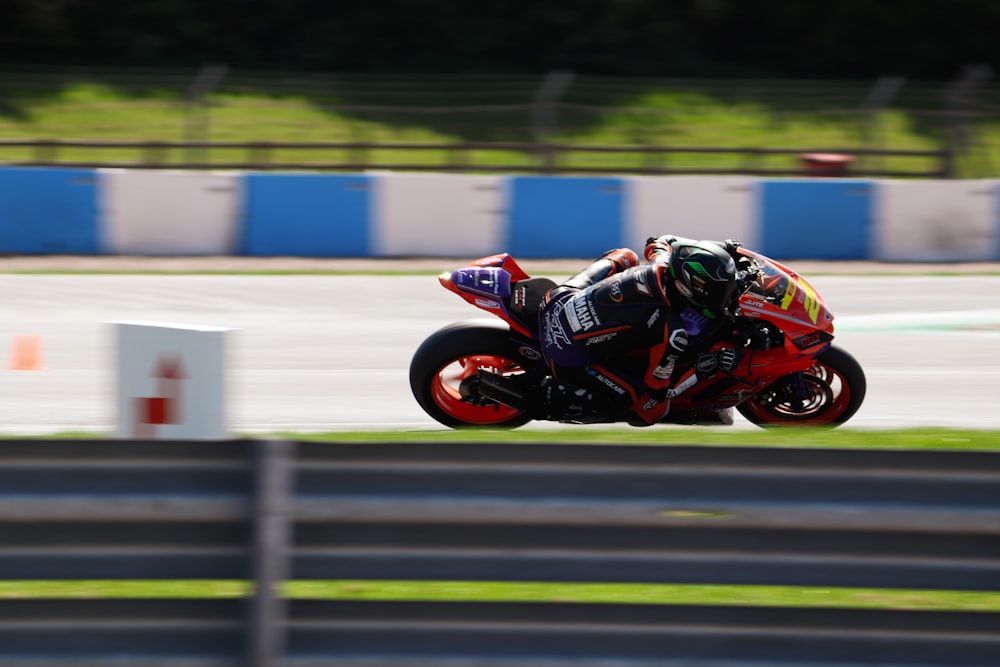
(469, 253, 532, 282)
(440, 266, 533, 338)
(450, 266, 512, 304)
(737, 250, 833, 352)
(440, 253, 552, 340)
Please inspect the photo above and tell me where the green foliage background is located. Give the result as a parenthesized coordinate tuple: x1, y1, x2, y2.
(2, 1, 998, 78)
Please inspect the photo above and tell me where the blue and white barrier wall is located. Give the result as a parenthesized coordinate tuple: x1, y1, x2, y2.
(0, 167, 997, 261)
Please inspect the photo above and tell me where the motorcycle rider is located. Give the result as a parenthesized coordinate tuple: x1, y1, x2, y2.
(536, 235, 744, 425)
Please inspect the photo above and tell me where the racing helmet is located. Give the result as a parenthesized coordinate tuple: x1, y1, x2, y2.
(667, 240, 738, 317)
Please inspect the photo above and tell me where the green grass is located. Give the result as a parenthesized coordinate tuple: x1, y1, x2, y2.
(12, 426, 1000, 450)
(2, 581, 998, 612)
(0, 74, 993, 176)
(277, 426, 1000, 451)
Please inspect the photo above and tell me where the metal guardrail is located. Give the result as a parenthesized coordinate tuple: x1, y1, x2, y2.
(1, 439, 999, 666)
(3, 67, 996, 177)
(0, 138, 950, 177)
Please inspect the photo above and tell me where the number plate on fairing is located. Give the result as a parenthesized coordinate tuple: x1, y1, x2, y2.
(451, 266, 513, 301)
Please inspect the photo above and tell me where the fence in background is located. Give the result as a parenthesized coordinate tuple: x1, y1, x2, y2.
(2, 438, 999, 666)
(0, 67, 997, 178)
(0, 138, 951, 178)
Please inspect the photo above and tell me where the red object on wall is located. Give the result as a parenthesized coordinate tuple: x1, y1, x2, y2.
(145, 397, 171, 425)
(798, 153, 854, 177)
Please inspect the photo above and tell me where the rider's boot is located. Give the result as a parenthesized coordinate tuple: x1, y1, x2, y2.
(535, 377, 597, 421)
(697, 407, 734, 425)
(561, 248, 639, 290)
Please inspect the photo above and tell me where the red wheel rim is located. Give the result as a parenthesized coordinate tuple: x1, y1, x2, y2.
(430, 354, 524, 425)
(743, 361, 852, 425)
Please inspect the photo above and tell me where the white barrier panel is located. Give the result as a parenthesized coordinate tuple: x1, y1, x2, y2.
(114, 321, 233, 440)
(371, 172, 505, 256)
(874, 180, 999, 262)
(100, 170, 241, 255)
(625, 176, 758, 251)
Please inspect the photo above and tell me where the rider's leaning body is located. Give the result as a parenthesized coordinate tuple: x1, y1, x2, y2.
(537, 235, 742, 424)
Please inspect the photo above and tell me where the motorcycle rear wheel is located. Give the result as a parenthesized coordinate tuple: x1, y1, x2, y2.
(736, 345, 866, 428)
(410, 321, 533, 429)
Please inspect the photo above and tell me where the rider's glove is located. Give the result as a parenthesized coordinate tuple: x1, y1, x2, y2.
(695, 347, 742, 374)
(722, 239, 751, 271)
(644, 235, 676, 263)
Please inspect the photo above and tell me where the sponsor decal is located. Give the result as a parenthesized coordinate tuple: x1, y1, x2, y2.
(474, 269, 501, 294)
(518, 345, 542, 360)
(566, 293, 597, 332)
(609, 280, 623, 303)
(586, 368, 627, 396)
(643, 397, 659, 411)
(793, 330, 832, 350)
(668, 329, 689, 352)
(514, 286, 527, 309)
(585, 332, 619, 346)
(646, 310, 660, 328)
(674, 280, 693, 298)
(794, 332, 822, 349)
(542, 306, 571, 350)
(474, 298, 501, 309)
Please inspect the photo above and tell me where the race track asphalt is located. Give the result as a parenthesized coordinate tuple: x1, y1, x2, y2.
(1, 257, 998, 435)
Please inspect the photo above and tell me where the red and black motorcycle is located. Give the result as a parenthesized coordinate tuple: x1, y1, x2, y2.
(410, 249, 866, 428)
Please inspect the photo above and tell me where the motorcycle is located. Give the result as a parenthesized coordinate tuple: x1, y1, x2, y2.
(410, 248, 866, 428)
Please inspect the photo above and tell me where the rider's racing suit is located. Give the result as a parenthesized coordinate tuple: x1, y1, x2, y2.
(537, 245, 726, 425)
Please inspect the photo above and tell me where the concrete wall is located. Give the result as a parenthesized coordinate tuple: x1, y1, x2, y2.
(0, 166, 996, 261)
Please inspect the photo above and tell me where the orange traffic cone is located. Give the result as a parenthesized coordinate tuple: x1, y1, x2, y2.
(9, 334, 45, 370)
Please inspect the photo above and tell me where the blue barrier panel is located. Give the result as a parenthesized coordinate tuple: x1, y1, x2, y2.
(507, 177, 624, 258)
(0, 167, 100, 254)
(759, 180, 873, 260)
(242, 173, 371, 256)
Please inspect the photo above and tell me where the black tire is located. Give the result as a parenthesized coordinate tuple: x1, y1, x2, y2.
(410, 321, 533, 429)
(736, 345, 866, 428)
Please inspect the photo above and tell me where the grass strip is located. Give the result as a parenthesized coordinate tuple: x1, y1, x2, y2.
(7, 427, 1000, 450)
(2, 581, 998, 611)
(278, 427, 1000, 451)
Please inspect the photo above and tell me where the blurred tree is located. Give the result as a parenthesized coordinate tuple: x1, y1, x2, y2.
(0, 0, 995, 78)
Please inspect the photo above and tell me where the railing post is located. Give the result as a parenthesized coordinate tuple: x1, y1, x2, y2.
(943, 64, 993, 179)
(248, 438, 295, 667)
(531, 71, 575, 172)
(860, 76, 905, 175)
(185, 64, 229, 165)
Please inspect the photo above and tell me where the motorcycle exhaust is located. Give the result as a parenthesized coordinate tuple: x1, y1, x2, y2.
(459, 370, 530, 411)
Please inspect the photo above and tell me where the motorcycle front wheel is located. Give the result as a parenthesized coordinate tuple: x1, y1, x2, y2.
(410, 321, 533, 429)
(736, 345, 866, 428)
